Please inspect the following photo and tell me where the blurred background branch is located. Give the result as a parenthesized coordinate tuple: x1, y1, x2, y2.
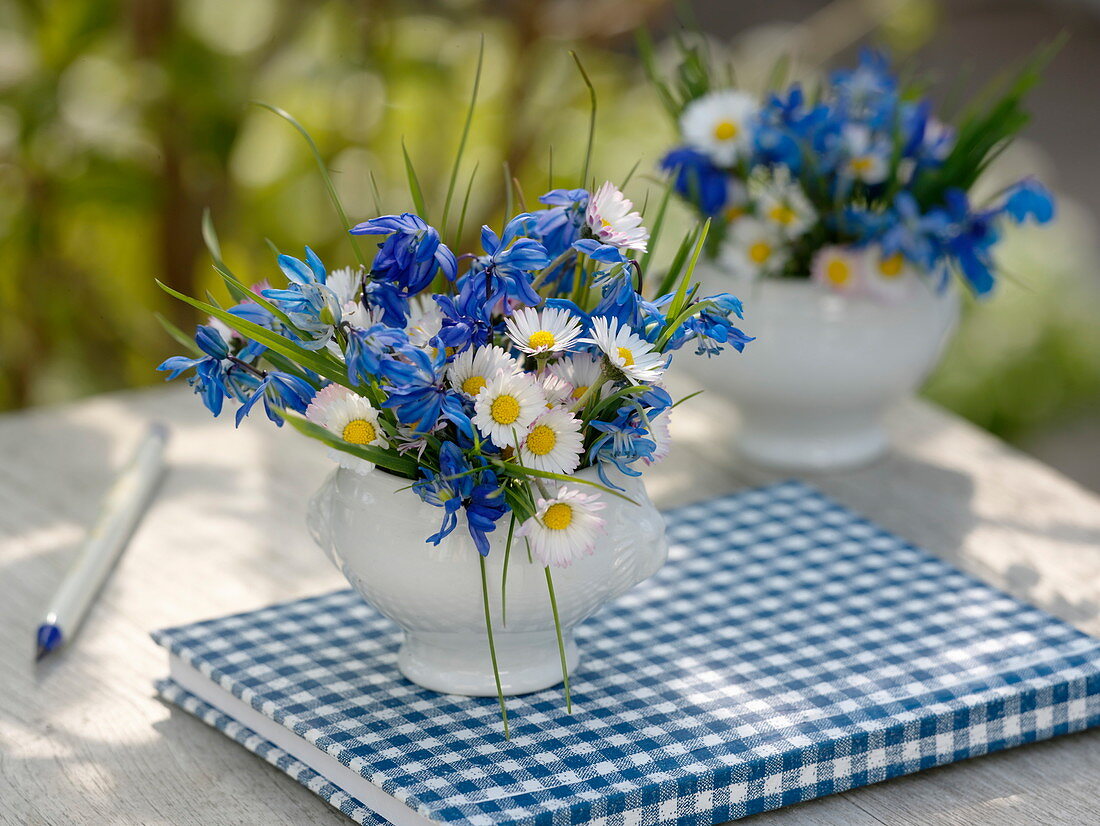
(1, 0, 1097, 488)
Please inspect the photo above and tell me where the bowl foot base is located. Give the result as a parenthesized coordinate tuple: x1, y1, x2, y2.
(736, 414, 889, 472)
(398, 629, 580, 697)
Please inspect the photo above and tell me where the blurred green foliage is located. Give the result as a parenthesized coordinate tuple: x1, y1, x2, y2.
(0, 0, 669, 410)
(0, 0, 1097, 449)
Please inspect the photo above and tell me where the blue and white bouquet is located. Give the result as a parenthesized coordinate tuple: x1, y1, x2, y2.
(157, 179, 750, 569)
(648, 44, 1057, 299)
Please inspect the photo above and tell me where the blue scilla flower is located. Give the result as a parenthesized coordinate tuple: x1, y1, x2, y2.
(533, 188, 589, 256)
(572, 237, 629, 264)
(682, 294, 756, 357)
(465, 471, 508, 556)
(262, 281, 342, 350)
(473, 214, 550, 307)
(753, 86, 832, 171)
(660, 147, 729, 216)
(939, 188, 1005, 296)
(157, 324, 258, 416)
(234, 371, 315, 427)
(350, 213, 457, 296)
(414, 441, 470, 546)
(363, 279, 408, 328)
(262, 248, 343, 350)
(414, 443, 508, 554)
(878, 192, 950, 270)
(380, 347, 473, 437)
(433, 279, 495, 353)
(224, 300, 276, 361)
(587, 417, 657, 489)
(1003, 179, 1055, 224)
(830, 48, 898, 127)
(345, 323, 409, 385)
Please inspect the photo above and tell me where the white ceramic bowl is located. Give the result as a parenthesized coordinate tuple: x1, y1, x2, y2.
(307, 464, 667, 696)
(683, 268, 959, 471)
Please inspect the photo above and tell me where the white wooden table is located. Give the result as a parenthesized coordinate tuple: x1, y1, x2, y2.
(2, 382, 1099, 825)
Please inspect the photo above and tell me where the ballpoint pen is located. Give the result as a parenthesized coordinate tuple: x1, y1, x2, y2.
(35, 422, 169, 661)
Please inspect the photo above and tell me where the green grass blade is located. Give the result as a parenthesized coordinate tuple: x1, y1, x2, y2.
(654, 226, 697, 298)
(665, 218, 710, 321)
(253, 101, 366, 267)
(479, 556, 510, 739)
(500, 513, 517, 627)
(635, 27, 680, 120)
(280, 412, 419, 477)
(156, 280, 354, 389)
(369, 170, 383, 215)
(154, 312, 202, 355)
(441, 35, 484, 241)
(639, 179, 675, 288)
(201, 208, 225, 268)
(401, 138, 429, 220)
(570, 51, 597, 189)
(455, 161, 479, 248)
(497, 462, 639, 505)
(544, 567, 572, 713)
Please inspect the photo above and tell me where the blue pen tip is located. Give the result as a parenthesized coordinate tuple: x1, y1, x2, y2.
(36, 623, 63, 661)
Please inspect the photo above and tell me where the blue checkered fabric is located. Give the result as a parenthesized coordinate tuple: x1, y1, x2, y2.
(153, 481, 1100, 826)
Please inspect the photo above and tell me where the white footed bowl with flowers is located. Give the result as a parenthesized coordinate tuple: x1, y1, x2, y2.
(308, 463, 667, 696)
(683, 266, 958, 471)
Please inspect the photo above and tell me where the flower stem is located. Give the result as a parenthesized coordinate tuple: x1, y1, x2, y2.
(479, 555, 509, 739)
(544, 566, 572, 713)
(500, 513, 516, 627)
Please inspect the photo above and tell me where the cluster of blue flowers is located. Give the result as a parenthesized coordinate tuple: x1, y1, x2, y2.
(659, 49, 1055, 296)
(158, 180, 751, 564)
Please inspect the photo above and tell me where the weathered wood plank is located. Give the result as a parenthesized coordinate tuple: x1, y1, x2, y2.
(0, 384, 1097, 825)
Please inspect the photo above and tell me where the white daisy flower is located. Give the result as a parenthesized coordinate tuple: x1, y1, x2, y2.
(518, 407, 584, 475)
(680, 90, 759, 167)
(585, 181, 649, 253)
(841, 124, 889, 185)
(538, 372, 573, 408)
(724, 177, 751, 224)
(862, 245, 917, 302)
(517, 486, 607, 568)
(755, 167, 816, 238)
(583, 316, 667, 385)
(447, 345, 519, 399)
(406, 300, 443, 350)
(504, 306, 583, 355)
(305, 384, 386, 474)
(811, 245, 865, 294)
(326, 267, 363, 306)
(472, 370, 546, 446)
(720, 217, 789, 280)
(642, 410, 672, 466)
(548, 353, 607, 402)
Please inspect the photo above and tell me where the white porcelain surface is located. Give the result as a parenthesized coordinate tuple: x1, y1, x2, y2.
(307, 465, 668, 697)
(684, 266, 960, 471)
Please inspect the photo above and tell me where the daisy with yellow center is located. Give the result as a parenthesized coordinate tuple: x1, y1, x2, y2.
(811, 245, 865, 294)
(680, 90, 759, 167)
(585, 181, 650, 253)
(548, 353, 606, 402)
(862, 245, 916, 302)
(517, 486, 606, 568)
(447, 345, 519, 399)
(755, 168, 816, 238)
(538, 373, 573, 408)
(841, 125, 889, 184)
(304, 384, 386, 474)
(503, 306, 583, 355)
(518, 407, 584, 475)
(582, 316, 667, 384)
(722, 217, 790, 280)
(471, 369, 546, 447)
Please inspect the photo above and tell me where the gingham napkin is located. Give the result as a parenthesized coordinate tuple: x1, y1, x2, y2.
(154, 481, 1100, 826)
